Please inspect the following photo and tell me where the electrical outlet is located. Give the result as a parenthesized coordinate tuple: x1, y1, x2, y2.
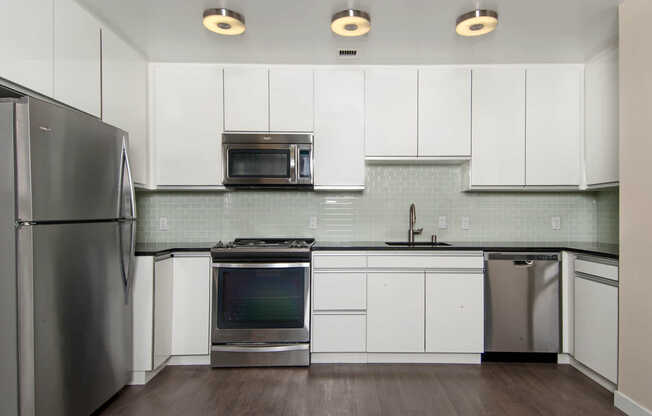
(461, 216, 471, 230)
(438, 216, 448, 229)
(159, 217, 169, 231)
(309, 216, 318, 229)
(551, 216, 561, 230)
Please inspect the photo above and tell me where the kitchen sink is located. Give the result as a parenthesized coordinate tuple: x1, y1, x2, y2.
(385, 241, 451, 246)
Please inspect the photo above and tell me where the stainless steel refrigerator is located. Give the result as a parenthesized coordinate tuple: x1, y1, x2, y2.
(0, 95, 136, 416)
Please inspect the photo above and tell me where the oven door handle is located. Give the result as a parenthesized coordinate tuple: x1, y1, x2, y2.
(211, 344, 309, 353)
(212, 262, 311, 268)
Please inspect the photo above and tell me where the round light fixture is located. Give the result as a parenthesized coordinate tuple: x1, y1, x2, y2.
(202, 8, 245, 35)
(456, 9, 498, 37)
(331, 9, 371, 37)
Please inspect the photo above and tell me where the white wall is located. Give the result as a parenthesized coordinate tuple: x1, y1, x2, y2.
(618, 1, 652, 413)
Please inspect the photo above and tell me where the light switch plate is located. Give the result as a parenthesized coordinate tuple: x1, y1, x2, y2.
(461, 216, 471, 230)
(551, 216, 561, 230)
(438, 216, 448, 229)
(159, 217, 169, 231)
(309, 216, 318, 229)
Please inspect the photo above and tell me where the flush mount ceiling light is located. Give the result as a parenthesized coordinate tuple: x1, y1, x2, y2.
(331, 9, 371, 37)
(202, 8, 245, 35)
(456, 9, 498, 37)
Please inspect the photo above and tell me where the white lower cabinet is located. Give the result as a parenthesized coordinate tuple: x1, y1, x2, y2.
(313, 272, 366, 311)
(574, 274, 618, 383)
(153, 257, 174, 369)
(367, 273, 425, 353)
(170, 256, 211, 356)
(312, 315, 366, 352)
(425, 273, 484, 353)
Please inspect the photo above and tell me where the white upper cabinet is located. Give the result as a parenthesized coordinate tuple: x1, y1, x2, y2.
(53, 0, 101, 117)
(0, 0, 54, 97)
(585, 49, 619, 186)
(314, 70, 365, 189)
(419, 68, 471, 157)
(471, 68, 526, 186)
(152, 64, 223, 186)
(526, 67, 582, 186)
(101, 28, 148, 186)
(223, 67, 268, 131)
(269, 68, 314, 131)
(365, 68, 417, 157)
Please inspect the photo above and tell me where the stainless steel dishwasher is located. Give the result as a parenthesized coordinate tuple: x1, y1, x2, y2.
(484, 252, 561, 353)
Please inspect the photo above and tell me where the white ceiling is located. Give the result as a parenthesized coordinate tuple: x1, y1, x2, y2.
(78, 0, 619, 64)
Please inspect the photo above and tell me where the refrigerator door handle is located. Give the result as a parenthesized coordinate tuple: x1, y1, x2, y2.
(120, 140, 137, 220)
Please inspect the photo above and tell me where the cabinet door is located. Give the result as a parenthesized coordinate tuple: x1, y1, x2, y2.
(0, 0, 53, 96)
(367, 273, 424, 352)
(101, 28, 149, 186)
(526, 67, 581, 186)
(171, 256, 211, 355)
(312, 315, 366, 352)
(472, 68, 526, 186)
(418, 68, 471, 157)
(574, 275, 618, 383)
(269, 68, 313, 131)
(152, 64, 223, 186)
(314, 70, 365, 188)
(365, 68, 417, 157)
(132, 256, 154, 371)
(425, 273, 483, 353)
(153, 258, 173, 369)
(585, 49, 619, 186)
(54, 0, 101, 117)
(224, 67, 269, 131)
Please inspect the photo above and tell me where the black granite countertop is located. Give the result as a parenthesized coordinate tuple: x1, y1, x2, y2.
(136, 241, 618, 259)
(135, 242, 213, 256)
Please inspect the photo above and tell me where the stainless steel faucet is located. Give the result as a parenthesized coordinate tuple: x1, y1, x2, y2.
(408, 203, 423, 243)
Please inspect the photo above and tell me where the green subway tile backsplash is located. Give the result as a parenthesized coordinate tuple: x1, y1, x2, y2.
(136, 165, 618, 244)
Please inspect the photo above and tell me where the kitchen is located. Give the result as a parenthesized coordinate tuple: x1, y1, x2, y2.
(0, 0, 650, 415)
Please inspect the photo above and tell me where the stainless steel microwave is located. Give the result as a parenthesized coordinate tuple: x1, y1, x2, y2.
(222, 133, 313, 187)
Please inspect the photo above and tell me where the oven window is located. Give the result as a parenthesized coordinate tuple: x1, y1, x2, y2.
(218, 267, 306, 329)
(228, 149, 291, 178)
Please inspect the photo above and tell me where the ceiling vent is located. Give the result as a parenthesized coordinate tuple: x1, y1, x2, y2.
(337, 49, 359, 60)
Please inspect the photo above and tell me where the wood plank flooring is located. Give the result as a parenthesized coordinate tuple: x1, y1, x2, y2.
(97, 363, 624, 416)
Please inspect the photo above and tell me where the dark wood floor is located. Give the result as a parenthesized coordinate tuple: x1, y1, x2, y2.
(98, 363, 624, 416)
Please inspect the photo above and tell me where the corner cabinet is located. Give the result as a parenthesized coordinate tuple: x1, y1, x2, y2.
(151, 64, 224, 188)
(314, 70, 365, 190)
(101, 29, 148, 186)
(584, 48, 619, 187)
(53, 0, 101, 117)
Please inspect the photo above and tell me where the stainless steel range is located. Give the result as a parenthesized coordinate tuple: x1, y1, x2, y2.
(210, 238, 314, 367)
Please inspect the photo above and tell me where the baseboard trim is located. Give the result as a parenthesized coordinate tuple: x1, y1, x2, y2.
(129, 359, 168, 385)
(168, 355, 211, 366)
(311, 352, 481, 364)
(615, 391, 652, 416)
(557, 353, 571, 364)
(568, 356, 617, 392)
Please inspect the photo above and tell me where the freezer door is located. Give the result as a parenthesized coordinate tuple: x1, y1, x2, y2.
(15, 97, 127, 222)
(17, 222, 131, 416)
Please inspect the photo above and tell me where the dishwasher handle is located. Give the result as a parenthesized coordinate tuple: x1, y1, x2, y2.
(513, 260, 535, 267)
(486, 252, 560, 262)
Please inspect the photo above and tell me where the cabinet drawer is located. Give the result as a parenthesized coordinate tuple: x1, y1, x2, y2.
(575, 258, 618, 281)
(313, 254, 366, 269)
(367, 253, 483, 269)
(311, 315, 366, 352)
(313, 272, 366, 311)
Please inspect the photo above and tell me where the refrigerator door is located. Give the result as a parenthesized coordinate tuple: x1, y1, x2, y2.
(15, 97, 126, 222)
(17, 222, 131, 416)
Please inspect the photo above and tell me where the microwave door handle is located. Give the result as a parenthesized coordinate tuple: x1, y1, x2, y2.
(290, 145, 297, 183)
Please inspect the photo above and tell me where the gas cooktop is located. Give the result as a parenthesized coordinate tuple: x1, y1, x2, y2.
(211, 238, 315, 261)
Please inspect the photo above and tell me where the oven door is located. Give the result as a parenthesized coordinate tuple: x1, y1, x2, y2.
(223, 144, 297, 186)
(212, 263, 310, 343)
